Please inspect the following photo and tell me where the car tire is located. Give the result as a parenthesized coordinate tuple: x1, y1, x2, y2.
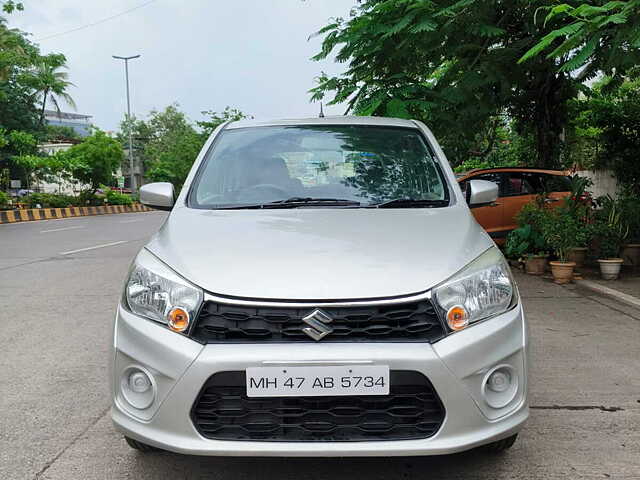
(125, 436, 161, 453)
(484, 433, 518, 453)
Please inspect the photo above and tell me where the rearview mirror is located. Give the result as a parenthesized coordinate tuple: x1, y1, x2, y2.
(140, 182, 175, 211)
(466, 179, 498, 207)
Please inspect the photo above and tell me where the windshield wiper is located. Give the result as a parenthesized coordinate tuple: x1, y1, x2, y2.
(270, 197, 361, 205)
(368, 198, 449, 208)
(212, 197, 362, 210)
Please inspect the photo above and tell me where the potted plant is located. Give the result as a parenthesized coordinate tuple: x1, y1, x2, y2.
(566, 216, 592, 268)
(593, 197, 629, 280)
(542, 210, 584, 284)
(564, 175, 594, 268)
(505, 224, 548, 275)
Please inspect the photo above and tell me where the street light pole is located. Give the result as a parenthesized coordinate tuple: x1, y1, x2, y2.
(113, 54, 141, 193)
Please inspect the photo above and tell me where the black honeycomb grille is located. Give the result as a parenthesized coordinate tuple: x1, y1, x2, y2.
(191, 371, 445, 442)
(191, 299, 445, 343)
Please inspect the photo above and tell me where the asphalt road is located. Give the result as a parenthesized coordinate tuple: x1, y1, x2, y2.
(1, 212, 639, 480)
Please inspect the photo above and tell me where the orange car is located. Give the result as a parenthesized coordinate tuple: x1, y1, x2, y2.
(457, 168, 571, 244)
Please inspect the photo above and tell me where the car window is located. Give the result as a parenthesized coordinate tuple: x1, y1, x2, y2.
(542, 174, 571, 192)
(190, 125, 449, 207)
(504, 172, 544, 196)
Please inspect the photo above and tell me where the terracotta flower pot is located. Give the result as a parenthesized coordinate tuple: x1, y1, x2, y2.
(621, 244, 640, 268)
(567, 247, 588, 269)
(598, 258, 624, 280)
(549, 261, 576, 285)
(524, 256, 547, 275)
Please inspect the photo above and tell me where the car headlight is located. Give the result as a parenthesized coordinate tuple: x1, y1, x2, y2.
(433, 248, 516, 332)
(124, 249, 203, 333)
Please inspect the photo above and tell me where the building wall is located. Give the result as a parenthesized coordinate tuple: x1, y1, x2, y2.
(575, 169, 619, 199)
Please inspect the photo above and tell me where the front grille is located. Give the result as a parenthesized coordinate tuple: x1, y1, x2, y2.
(191, 299, 445, 343)
(191, 371, 445, 442)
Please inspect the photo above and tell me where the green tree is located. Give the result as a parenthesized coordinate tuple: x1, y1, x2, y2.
(144, 130, 203, 189)
(0, 18, 39, 130)
(311, 0, 582, 168)
(521, 1, 640, 79)
(0, 18, 40, 130)
(1, 8, 79, 195)
(45, 124, 80, 142)
(8, 129, 64, 190)
(4, 129, 36, 187)
(7, 129, 36, 154)
(118, 104, 199, 190)
(139, 104, 195, 162)
(0, 17, 24, 81)
(2, 1, 24, 14)
(579, 78, 640, 195)
(27, 53, 76, 123)
(118, 104, 250, 191)
(0, 21, 41, 189)
(12, 152, 68, 190)
(197, 106, 251, 137)
(63, 130, 123, 191)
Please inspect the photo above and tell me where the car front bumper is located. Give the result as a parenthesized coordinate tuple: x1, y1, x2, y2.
(110, 303, 528, 456)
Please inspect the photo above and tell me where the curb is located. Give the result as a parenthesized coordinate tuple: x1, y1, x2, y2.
(0, 203, 152, 224)
(575, 279, 640, 310)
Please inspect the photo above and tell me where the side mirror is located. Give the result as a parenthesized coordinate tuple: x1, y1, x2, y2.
(140, 182, 175, 211)
(466, 179, 498, 207)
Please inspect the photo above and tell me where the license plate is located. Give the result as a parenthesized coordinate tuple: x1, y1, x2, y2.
(246, 365, 390, 397)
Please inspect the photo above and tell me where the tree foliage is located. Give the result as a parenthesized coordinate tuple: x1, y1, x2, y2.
(311, 0, 583, 168)
(1, 14, 74, 189)
(0, 18, 40, 130)
(521, 1, 640, 80)
(118, 104, 200, 190)
(2, 1, 24, 14)
(573, 77, 640, 195)
(62, 130, 123, 190)
(197, 106, 251, 136)
(24, 53, 76, 122)
(119, 104, 250, 191)
(45, 124, 80, 142)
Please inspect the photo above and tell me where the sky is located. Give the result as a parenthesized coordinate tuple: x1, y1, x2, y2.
(8, 0, 354, 132)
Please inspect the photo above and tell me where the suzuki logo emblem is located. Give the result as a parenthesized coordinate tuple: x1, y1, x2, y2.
(302, 309, 334, 341)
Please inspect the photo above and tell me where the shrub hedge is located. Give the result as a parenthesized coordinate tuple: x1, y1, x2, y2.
(11, 190, 135, 209)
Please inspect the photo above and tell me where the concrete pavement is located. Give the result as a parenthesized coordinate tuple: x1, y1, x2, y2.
(0, 212, 638, 479)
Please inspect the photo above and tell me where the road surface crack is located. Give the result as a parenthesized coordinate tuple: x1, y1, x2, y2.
(531, 405, 624, 412)
(32, 406, 110, 480)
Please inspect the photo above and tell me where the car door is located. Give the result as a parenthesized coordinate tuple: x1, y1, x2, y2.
(461, 172, 505, 240)
(501, 172, 542, 233)
(541, 173, 572, 207)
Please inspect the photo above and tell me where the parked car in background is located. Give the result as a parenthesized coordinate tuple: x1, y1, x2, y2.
(15, 189, 35, 198)
(457, 168, 572, 244)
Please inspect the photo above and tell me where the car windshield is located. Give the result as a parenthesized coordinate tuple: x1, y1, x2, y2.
(190, 125, 449, 208)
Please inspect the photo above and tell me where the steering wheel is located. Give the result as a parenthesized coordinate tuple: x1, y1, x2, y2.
(233, 184, 289, 202)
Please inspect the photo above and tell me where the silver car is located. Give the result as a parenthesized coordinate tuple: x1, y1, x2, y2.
(111, 116, 528, 457)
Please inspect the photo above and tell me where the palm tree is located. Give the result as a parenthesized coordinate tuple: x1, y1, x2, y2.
(31, 55, 76, 124)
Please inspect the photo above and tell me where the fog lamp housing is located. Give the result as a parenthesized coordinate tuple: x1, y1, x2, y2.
(482, 365, 518, 409)
(120, 366, 156, 410)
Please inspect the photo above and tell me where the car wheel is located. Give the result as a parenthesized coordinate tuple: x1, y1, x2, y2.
(125, 436, 161, 452)
(484, 433, 518, 453)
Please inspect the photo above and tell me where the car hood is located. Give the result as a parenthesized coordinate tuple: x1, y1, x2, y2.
(146, 205, 493, 300)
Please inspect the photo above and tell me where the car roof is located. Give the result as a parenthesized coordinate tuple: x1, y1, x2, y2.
(226, 115, 419, 129)
(457, 167, 569, 180)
